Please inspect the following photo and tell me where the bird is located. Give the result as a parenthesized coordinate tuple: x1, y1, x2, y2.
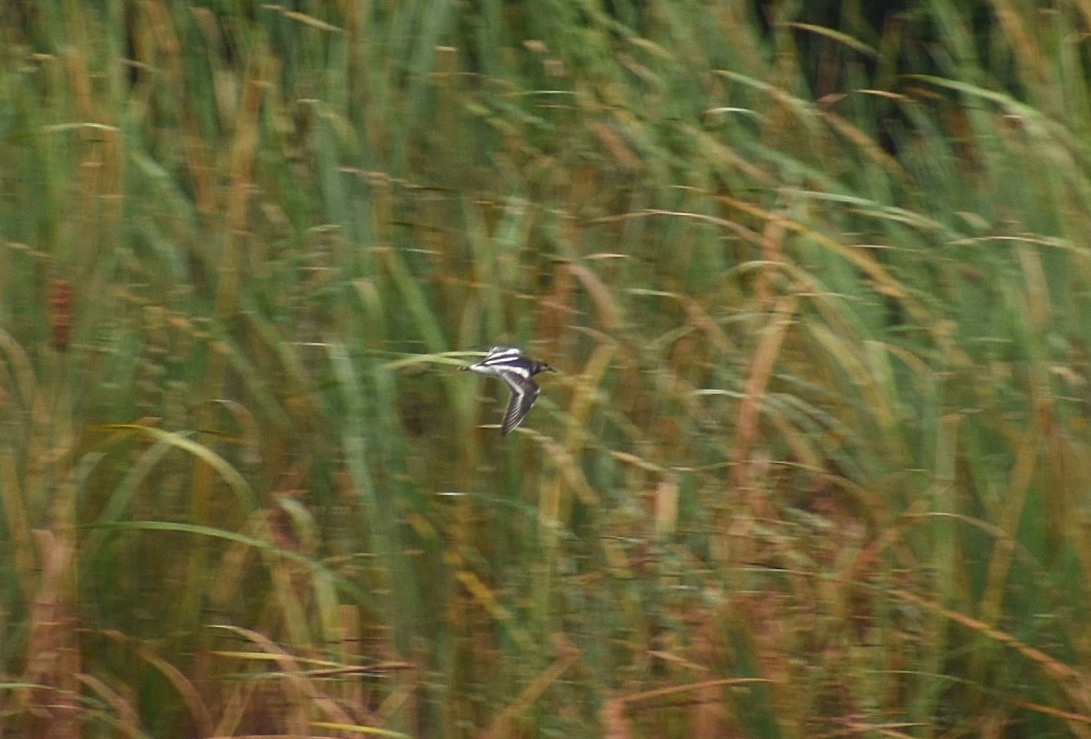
(460, 346, 555, 435)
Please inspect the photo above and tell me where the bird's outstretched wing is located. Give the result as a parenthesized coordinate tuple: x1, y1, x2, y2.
(500, 375, 540, 435)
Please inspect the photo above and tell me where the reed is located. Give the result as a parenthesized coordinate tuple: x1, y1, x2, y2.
(0, 1, 1089, 736)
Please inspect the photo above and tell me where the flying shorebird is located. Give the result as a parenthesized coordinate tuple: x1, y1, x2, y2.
(460, 346, 555, 435)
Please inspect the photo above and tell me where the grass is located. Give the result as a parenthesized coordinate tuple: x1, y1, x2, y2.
(2, 0, 1091, 736)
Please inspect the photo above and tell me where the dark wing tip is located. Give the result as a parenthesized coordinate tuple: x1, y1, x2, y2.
(500, 392, 522, 435)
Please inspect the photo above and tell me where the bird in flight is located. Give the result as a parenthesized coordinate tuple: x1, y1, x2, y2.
(460, 346, 555, 435)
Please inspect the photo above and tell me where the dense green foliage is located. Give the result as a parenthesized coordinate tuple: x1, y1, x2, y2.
(2, 0, 1091, 736)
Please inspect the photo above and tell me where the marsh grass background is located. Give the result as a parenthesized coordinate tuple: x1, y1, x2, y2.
(2, 0, 1091, 736)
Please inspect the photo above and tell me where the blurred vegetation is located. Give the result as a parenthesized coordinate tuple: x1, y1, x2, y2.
(2, 0, 1091, 736)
